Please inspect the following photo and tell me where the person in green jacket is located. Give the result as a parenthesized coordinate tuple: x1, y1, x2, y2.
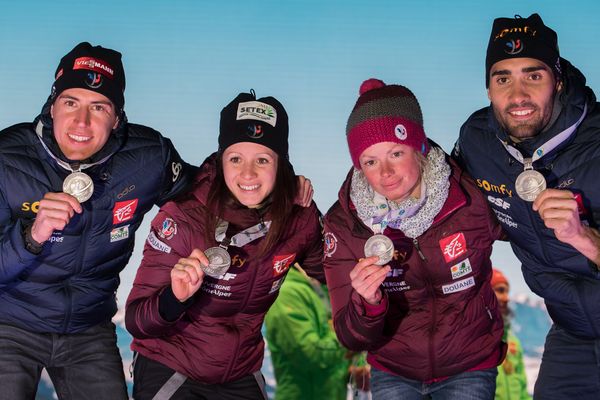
(492, 268, 531, 400)
(265, 263, 368, 399)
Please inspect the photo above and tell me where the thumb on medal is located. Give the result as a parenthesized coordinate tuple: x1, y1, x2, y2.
(189, 248, 210, 269)
(60, 192, 83, 214)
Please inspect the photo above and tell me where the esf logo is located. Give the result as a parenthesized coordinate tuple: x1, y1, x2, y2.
(22, 201, 40, 214)
(487, 195, 511, 210)
(477, 179, 513, 197)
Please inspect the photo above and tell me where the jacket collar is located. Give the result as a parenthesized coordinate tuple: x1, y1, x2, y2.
(337, 150, 467, 239)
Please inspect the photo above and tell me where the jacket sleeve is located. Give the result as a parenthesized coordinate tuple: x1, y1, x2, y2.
(155, 134, 199, 206)
(125, 205, 192, 338)
(296, 203, 325, 284)
(323, 213, 389, 352)
(0, 171, 40, 284)
(264, 279, 348, 368)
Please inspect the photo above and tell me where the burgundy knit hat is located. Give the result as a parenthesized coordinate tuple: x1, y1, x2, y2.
(346, 79, 429, 169)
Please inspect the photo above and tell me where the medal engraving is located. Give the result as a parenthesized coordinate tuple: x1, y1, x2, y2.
(515, 169, 546, 202)
(364, 234, 395, 266)
(63, 172, 94, 203)
(202, 247, 231, 278)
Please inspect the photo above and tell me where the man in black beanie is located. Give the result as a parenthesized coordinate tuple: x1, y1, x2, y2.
(0, 42, 197, 399)
(453, 14, 600, 399)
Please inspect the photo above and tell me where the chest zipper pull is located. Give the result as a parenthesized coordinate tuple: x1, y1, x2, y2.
(412, 238, 426, 261)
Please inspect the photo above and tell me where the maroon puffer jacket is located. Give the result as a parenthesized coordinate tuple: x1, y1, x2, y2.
(323, 156, 505, 381)
(125, 154, 323, 384)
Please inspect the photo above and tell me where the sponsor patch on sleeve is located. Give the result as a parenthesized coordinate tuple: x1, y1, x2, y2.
(442, 276, 475, 295)
(269, 277, 285, 294)
(147, 231, 171, 253)
(439, 232, 467, 263)
(273, 254, 295, 277)
(158, 217, 178, 240)
(323, 232, 338, 258)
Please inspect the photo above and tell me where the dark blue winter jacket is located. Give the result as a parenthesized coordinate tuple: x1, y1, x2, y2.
(453, 58, 600, 339)
(0, 101, 196, 333)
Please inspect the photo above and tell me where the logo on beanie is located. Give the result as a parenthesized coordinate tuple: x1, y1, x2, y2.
(395, 124, 408, 140)
(73, 57, 114, 78)
(246, 123, 264, 139)
(504, 39, 523, 55)
(237, 101, 277, 127)
(85, 72, 103, 89)
(494, 25, 537, 41)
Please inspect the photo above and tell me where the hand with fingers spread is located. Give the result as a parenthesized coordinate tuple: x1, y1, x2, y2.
(349, 256, 391, 305)
(31, 192, 83, 244)
(532, 189, 584, 245)
(294, 175, 314, 207)
(171, 248, 209, 302)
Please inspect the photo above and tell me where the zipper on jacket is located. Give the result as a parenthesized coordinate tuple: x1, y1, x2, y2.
(61, 206, 92, 332)
(427, 282, 437, 379)
(412, 238, 426, 261)
(481, 295, 493, 320)
(221, 319, 241, 382)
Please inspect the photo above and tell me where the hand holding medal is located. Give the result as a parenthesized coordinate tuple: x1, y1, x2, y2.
(532, 188, 585, 245)
(171, 249, 209, 302)
(30, 192, 83, 244)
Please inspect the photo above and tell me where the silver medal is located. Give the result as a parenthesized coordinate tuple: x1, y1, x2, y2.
(63, 171, 94, 203)
(364, 234, 395, 266)
(515, 169, 546, 202)
(201, 247, 232, 278)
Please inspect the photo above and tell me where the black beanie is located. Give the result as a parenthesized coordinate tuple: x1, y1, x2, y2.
(219, 91, 289, 159)
(52, 42, 126, 112)
(486, 13, 560, 87)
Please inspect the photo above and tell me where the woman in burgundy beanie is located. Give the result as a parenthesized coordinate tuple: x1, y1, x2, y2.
(323, 78, 506, 399)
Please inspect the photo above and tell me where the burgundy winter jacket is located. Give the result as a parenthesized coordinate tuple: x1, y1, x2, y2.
(323, 156, 506, 381)
(125, 154, 323, 384)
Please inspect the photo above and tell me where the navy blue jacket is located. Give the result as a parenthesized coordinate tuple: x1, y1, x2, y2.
(453, 58, 600, 339)
(0, 104, 196, 333)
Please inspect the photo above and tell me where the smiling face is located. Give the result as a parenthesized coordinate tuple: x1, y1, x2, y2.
(487, 57, 560, 140)
(51, 88, 119, 161)
(222, 142, 278, 208)
(359, 141, 422, 202)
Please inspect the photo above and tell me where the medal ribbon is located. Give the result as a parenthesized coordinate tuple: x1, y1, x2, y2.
(497, 103, 587, 170)
(35, 121, 115, 173)
(214, 219, 272, 250)
(368, 185, 426, 234)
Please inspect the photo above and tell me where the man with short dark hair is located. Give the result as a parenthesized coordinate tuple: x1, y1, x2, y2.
(0, 42, 196, 399)
(453, 14, 600, 398)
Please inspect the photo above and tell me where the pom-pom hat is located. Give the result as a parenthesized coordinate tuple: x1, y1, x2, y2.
(346, 78, 429, 169)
